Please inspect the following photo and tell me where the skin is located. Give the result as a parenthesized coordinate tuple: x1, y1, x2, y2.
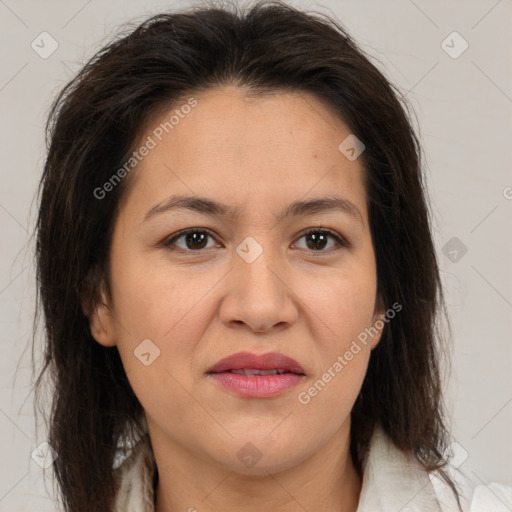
(88, 86, 385, 512)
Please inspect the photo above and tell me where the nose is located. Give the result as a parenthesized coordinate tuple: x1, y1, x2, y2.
(219, 244, 299, 334)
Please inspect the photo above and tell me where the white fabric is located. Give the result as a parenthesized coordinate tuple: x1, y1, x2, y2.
(113, 426, 512, 511)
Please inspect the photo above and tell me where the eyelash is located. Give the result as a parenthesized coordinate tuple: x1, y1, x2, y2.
(162, 227, 349, 254)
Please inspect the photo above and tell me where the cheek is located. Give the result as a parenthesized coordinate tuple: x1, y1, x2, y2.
(297, 268, 376, 389)
(297, 350, 369, 443)
(299, 265, 377, 348)
(109, 249, 217, 342)
(108, 256, 218, 408)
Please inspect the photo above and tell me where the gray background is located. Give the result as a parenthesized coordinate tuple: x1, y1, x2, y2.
(1, 0, 511, 509)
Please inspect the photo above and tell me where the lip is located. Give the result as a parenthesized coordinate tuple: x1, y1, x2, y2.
(206, 351, 306, 399)
(207, 351, 305, 374)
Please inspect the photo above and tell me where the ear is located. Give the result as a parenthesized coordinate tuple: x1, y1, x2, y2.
(87, 299, 117, 347)
(81, 274, 117, 347)
(369, 294, 386, 350)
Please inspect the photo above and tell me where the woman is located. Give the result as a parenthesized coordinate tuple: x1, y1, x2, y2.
(33, 1, 511, 511)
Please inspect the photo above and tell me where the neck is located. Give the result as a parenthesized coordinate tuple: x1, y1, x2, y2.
(151, 419, 361, 512)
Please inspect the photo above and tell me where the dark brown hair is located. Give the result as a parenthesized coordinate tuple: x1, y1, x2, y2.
(34, 1, 459, 510)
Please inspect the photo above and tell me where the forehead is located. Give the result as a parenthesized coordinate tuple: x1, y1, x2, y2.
(149, 85, 353, 155)
(120, 86, 367, 222)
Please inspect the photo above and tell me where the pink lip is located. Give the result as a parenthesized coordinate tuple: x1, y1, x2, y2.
(207, 351, 306, 399)
(207, 351, 305, 374)
(209, 372, 305, 398)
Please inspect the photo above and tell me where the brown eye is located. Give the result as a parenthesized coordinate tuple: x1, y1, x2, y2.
(164, 228, 347, 253)
(293, 229, 347, 252)
(164, 229, 217, 251)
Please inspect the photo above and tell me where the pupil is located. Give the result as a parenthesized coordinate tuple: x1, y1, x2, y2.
(307, 233, 327, 250)
(186, 232, 207, 249)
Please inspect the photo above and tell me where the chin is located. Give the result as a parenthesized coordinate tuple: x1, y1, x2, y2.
(227, 454, 306, 477)
(207, 437, 312, 477)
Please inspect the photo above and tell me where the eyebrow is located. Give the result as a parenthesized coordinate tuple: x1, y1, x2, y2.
(143, 194, 364, 225)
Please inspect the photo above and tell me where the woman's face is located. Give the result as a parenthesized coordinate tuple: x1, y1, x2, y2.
(89, 86, 384, 474)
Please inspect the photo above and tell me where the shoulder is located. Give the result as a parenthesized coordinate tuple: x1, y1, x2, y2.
(358, 426, 512, 512)
(430, 466, 512, 512)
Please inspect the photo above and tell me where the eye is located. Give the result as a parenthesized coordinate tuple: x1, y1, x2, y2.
(163, 228, 219, 251)
(293, 228, 348, 252)
(163, 227, 348, 253)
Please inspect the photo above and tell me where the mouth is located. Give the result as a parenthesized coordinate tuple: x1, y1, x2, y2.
(207, 351, 306, 376)
(206, 352, 306, 398)
(224, 368, 300, 376)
